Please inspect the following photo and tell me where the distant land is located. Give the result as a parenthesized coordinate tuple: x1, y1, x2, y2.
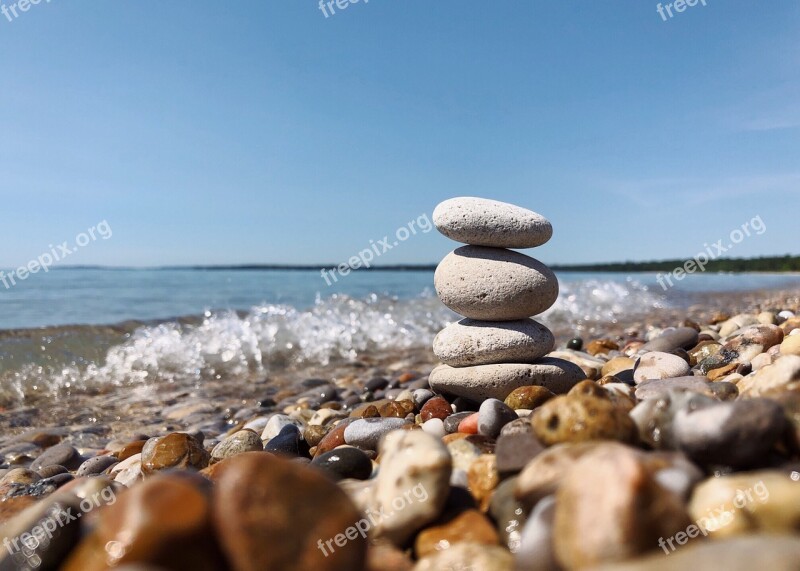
(54, 255, 800, 273)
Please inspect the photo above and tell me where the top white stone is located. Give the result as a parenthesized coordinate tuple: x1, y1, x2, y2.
(433, 197, 553, 248)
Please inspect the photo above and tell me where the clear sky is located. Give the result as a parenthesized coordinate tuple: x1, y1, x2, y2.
(1, 0, 798, 268)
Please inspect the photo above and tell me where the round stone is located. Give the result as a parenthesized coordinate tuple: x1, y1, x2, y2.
(429, 358, 586, 402)
(310, 447, 373, 481)
(434, 246, 559, 321)
(633, 351, 691, 383)
(433, 318, 555, 367)
(432, 196, 552, 248)
(478, 399, 519, 438)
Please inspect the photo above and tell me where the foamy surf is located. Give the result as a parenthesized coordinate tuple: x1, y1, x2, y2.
(2, 280, 667, 405)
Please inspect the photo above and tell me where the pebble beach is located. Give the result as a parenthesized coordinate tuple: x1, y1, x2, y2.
(2, 198, 800, 571)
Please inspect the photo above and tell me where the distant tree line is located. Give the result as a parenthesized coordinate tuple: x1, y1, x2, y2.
(552, 255, 800, 273)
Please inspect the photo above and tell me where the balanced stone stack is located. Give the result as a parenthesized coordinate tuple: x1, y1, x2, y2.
(429, 197, 584, 401)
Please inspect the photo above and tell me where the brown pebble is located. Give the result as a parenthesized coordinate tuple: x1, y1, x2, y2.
(415, 509, 500, 558)
(586, 339, 619, 356)
(503, 386, 555, 410)
(530, 395, 637, 446)
(421, 396, 452, 421)
(141, 433, 210, 475)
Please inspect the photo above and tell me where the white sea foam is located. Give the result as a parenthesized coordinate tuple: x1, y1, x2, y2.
(0, 280, 666, 404)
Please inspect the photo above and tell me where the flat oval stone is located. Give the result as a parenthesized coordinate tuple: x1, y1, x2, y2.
(433, 196, 553, 248)
(641, 327, 700, 353)
(633, 351, 691, 383)
(434, 318, 555, 367)
(429, 358, 585, 402)
(434, 246, 559, 321)
(343, 418, 408, 450)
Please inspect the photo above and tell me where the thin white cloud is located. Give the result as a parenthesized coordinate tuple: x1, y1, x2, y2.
(602, 173, 800, 207)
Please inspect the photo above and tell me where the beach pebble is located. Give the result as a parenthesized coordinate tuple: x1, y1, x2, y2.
(371, 430, 451, 545)
(414, 509, 500, 559)
(719, 314, 760, 337)
(495, 430, 544, 475)
(434, 246, 559, 321)
(688, 471, 800, 537)
(420, 396, 451, 421)
(488, 478, 528, 552)
(1, 495, 82, 570)
(515, 442, 603, 507)
(311, 447, 373, 481)
(76, 455, 118, 477)
(264, 424, 309, 458)
(701, 325, 785, 374)
(110, 453, 143, 487)
(432, 196, 552, 248)
(467, 454, 500, 507)
(530, 394, 637, 446)
(630, 391, 715, 449)
(447, 438, 482, 487)
(478, 399, 518, 438)
(672, 398, 786, 468)
(343, 418, 408, 450)
(30, 442, 83, 472)
(443, 412, 475, 433)
(504, 385, 555, 410)
(433, 319, 554, 367)
(429, 358, 585, 402)
(601, 356, 635, 377)
(421, 418, 446, 439)
(209, 452, 366, 571)
(515, 495, 558, 571)
(210, 429, 263, 463)
(261, 415, 303, 442)
(552, 443, 691, 569)
(140, 433, 210, 476)
(641, 327, 700, 353)
(412, 389, 435, 409)
(737, 355, 800, 397)
(633, 351, 691, 383)
(781, 334, 800, 356)
(62, 473, 225, 571)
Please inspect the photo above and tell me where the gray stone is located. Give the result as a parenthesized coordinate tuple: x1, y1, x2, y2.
(211, 429, 264, 463)
(429, 358, 585, 402)
(641, 327, 699, 353)
(515, 495, 558, 571)
(433, 318, 554, 367)
(434, 246, 559, 321)
(633, 351, 691, 383)
(673, 398, 786, 468)
(30, 443, 82, 472)
(76, 455, 118, 477)
(343, 418, 408, 450)
(432, 196, 553, 248)
(478, 398, 518, 438)
(496, 430, 544, 475)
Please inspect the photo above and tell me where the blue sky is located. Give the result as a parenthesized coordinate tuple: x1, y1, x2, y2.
(1, 0, 798, 267)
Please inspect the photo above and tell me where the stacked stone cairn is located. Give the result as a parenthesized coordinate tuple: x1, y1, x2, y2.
(430, 197, 584, 402)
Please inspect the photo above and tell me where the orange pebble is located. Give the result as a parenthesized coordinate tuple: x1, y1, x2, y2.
(458, 413, 480, 434)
